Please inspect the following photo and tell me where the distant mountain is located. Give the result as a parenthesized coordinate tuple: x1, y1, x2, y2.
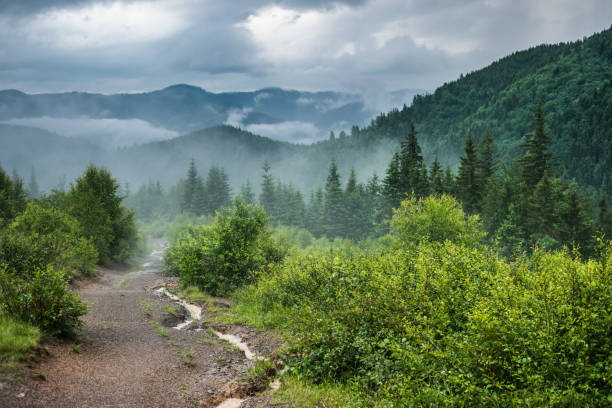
(0, 85, 423, 146)
(2, 28, 609, 197)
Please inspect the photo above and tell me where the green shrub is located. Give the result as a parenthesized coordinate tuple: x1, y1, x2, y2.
(164, 198, 285, 295)
(4, 202, 98, 277)
(235, 237, 612, 405)
(0, 265, 88, 336)
(390, 194, 485, 249)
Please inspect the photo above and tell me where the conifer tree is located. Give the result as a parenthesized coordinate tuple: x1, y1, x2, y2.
(324, 159, 344, 237)
(477, 129, 497, 185)
(28, 166, 40, 198)
(259, 161, 276, 220)
(429, 156, 444, 196)
(239, 180, 256, 205)
(192, 176, 206, 215)
(443, 166, 455, 195)
(182, 159, 199, 213)
(398, 122, 428, 196)
(456, 131, 481, 213)
(204, 166, 231, 214)
(519, 103, 553, 189)
(557, 187, 594, 254)
(597, 188, 612, 238)
(382, 152, 402, 215)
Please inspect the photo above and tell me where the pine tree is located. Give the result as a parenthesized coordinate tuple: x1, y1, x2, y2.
(558, 187, 594, 254)
(477, 129, 497, 186)
(456, 131, 481, 213)
(382, 152, 402, 216)
(259, 161, 276, 220)
(324, 159, 345, 237)
(239, 180, 256, 205)
(398, 122, 428, 197)
(28, 166, 40, 198)
(182, 159, 199, 213)
(443, 166, 455, 195)
(429, 156, 444, 196)
(597, 188, 612, 238)
(344, 168, 359, 239)
(519, 103, 553, 189)
(192, 176, 206, 215)
(204, 166, 231, 214)
(531, 170, 556, 237)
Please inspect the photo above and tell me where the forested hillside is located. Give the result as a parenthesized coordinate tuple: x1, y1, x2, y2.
(330, 26, 612, 194)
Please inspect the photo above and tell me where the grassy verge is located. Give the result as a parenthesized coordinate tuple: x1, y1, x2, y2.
(0, 315, 41, 381)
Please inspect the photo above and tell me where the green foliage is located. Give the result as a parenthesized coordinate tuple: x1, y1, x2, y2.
(234, 209, 612, 405)
(0, 165, 27, 227)
(164, 198, 285, 295)
(0, 264, 88, 336)
(66, 165, 138, 263)
(0, 315, 41, 361)
(390, 194, 485, 249)
(4, 202, 98, 277)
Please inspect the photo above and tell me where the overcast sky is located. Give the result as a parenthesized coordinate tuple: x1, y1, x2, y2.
(0, 0, 610, 95)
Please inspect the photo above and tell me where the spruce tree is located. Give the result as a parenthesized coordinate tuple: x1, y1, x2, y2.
(429, 156, 444, 196)
(519, 103, 553, 189)
(324, 159, 344, 237)
(456, 131, 481, 213)
(182, 159, 199, 213)
(477, 129, 497, 185)
(239, 180, 256, 205)
(398, 122, 428, 196)
(259, 161, 276, 220)
(204, 166, 231, 214)
(558, 187, 594, 254)
(382, 152, 402, 215)
(598, 188, 612, 238)
(28, 166, 40, 198)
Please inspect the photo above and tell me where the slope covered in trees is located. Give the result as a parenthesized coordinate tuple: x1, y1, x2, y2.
(325, 26, 612, 194)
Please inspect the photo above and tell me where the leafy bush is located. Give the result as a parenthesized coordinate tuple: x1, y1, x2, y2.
(164, 198, 285, 295)
(234, 198, 612, 405)
(0, 265, 88, 336)
(390, 193, 485, 248)
(4, 202, 98, 277)
(65, 165, 138, 263)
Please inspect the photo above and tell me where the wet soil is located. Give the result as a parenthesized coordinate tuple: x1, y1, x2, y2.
(0, 245, 286, 408)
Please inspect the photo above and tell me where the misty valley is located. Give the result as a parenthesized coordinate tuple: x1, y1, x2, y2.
(1, 7, 611, 408)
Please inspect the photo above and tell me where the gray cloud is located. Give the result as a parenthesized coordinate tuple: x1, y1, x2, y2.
(0, 0, 610, 96)
(2, 117, 178, 148)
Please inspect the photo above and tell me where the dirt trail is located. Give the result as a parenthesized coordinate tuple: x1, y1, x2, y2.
(0, 245, 278, 407)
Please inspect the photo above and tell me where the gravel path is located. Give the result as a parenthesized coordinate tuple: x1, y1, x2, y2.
(0, 247, 257, 407)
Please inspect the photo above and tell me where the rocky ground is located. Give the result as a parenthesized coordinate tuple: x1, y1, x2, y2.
(0, 246, 285, 408)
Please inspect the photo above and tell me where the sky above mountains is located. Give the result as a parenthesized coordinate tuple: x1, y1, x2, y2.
(0, 0, 611, 95)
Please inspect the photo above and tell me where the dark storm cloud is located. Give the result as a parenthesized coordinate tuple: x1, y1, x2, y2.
(0, 0, 610, 94)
